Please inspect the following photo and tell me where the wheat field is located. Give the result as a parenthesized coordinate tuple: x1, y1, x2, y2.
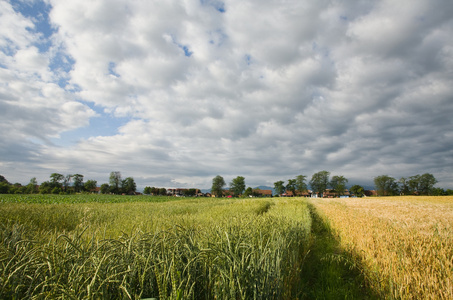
(0, 196, 312, 299)
(2, 194, 450, 299)
(310, 196, 453, 299)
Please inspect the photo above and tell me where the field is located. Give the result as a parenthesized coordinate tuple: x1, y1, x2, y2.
(1, 194, 451, 299)
(1, 195, 318, 299)
(310, 196, 453, 299)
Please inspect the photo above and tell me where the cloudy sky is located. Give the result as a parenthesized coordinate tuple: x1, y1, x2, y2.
(1, 0, 453, 190)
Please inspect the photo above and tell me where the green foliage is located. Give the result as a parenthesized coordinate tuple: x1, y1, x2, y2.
(310, 171, 330, 197)
(144, 186, 163, 195)
(350, 184, 364, 197)
(295, 175, 308, 194)
(274, 180, 285, 196)
(398, 177, 410, 195)
(408, 173, 438, 195)
(230, 176, 246, 196)
(109, 171, 122, 194)
(100, 183, 110, 194)
(0, 175, 9, 184)
(84, 179, 97, 192)
(39, 181, 52, 194)
(159, 187, 167, 195)
(143, 186, 152, 194)
(286, 179, 296, 196)
(50, 173, 64, 189)
(183, 188, 197, 196)
(380, 173, 437, 196)
(121, 177, 136, 194)
(0, 182, 10, 194)
(72, 174, 84, 192)
(211, 175, 226, 197)
(244, 187, 253, 197)
(374, 175, 399, 196)
(51, 187, 62, 194)
(330, 175, 348, 195)
(431, 187, 453, 196)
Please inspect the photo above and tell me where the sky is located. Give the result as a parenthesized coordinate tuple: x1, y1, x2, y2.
(1, 0, 453, 191)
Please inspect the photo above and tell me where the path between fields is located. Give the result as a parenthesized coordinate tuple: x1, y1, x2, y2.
(300, 202, 379, 299)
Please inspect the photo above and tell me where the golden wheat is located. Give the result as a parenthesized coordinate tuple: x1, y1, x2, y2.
(310, 196, 453, 299)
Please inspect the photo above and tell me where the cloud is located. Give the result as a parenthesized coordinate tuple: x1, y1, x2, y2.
(0, 1, 96, 165)
(1, 0, 453, 189)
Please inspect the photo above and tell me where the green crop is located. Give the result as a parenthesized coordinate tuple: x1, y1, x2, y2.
(0, 195, 313, 299)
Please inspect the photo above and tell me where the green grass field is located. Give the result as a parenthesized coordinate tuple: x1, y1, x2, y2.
(0, 195, 375, 299)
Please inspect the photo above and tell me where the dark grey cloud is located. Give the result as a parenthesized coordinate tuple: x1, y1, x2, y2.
(1, 0, 452, 190)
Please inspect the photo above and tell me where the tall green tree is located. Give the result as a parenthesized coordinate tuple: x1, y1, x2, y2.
(418, 173, 437, 195)
(84, 180, 97, 192)
(121, 177, 136, 194)
(286, 179, 296, 196)
(408, 175, 421, 194)
(230, 176, 246, 196)
(100, 183, 110, 194)
(72, 174, 84, 193)
(350, 185, 364, 197)
(330, 175, 348, 196)
(398, 177, 410, 195)
(109, 171, 122, 194)
(295, 175, 308, 194)
(405, 174, 437, 195)
(244, 187, 253, 197)
(63, 174, 73, 192)
(310, 171, 330, 197)
(50, 173, 64, 188)
(274, 180, 286, 196)
(374, 175, 398, 196)
(211, 175, 226, 197)
(25, 177, 38, 194)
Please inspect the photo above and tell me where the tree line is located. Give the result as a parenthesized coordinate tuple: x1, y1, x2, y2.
(210, 172, 358, 198)
(0, 172, 136, 195)
(1, 171, 451, 196)
(373, 173, 446, 196)
(272, 171, 364, 197)
(211, 171, 449, 198)
(209, 172, 350, 198)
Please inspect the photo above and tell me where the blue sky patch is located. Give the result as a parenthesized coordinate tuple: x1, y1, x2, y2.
(181, 45, 193, 57)
(245, 54, 252, 65)
(52, 105, 131, 147)
(11, 0, 56, 53)
(108, 62, 121, 77)
(200, 0, 226, 13)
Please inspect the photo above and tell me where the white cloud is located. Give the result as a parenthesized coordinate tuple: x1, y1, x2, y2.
(1, 0, 453, 189)
(0, 1, 96, 159)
